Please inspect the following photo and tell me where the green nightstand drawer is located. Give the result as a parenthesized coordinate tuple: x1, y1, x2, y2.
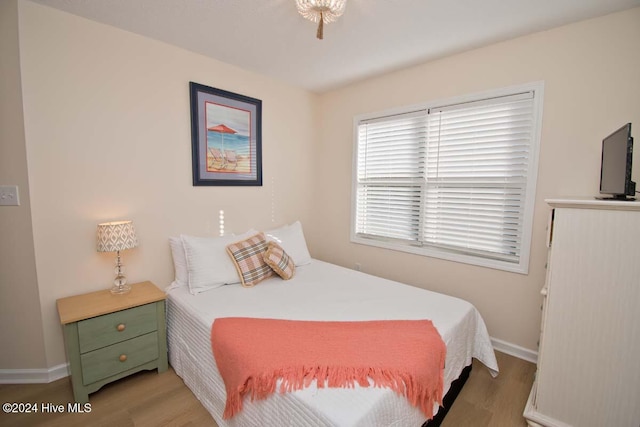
(80, 332, 159, 385)
(78, 303, 157, 353)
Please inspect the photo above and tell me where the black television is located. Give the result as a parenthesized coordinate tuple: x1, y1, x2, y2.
(598, 123, 635, 200)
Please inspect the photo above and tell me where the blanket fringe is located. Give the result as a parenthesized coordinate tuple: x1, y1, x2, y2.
(222, 365, 443, 420)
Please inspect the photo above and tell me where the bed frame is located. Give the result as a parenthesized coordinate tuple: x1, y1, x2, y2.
(423, 364, 472, 427)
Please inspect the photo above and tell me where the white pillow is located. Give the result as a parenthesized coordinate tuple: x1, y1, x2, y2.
(264, 221, 311, 266)
(168, 236, 188, 288)
(181, 230, 257, 295)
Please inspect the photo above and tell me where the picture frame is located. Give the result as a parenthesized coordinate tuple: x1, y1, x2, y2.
(189, 82, 262, 186)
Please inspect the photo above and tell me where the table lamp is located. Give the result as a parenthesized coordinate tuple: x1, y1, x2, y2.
(96, 220, 139, 294)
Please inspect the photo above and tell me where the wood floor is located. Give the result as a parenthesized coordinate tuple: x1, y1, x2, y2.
(0, 351, 534, 427)
(441, 351, 535, 427)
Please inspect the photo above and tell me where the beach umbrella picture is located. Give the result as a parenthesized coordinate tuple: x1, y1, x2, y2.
(208, 124, 237, 153)
(192, 82, 261, 185)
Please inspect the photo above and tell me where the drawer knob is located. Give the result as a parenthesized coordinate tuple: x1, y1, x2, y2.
(116, 323, 126, 332)
(119, 354, 127, 362)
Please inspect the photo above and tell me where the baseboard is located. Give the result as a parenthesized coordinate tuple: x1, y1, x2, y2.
(0, 363, 69, 384)
(491, 337, 538, 364)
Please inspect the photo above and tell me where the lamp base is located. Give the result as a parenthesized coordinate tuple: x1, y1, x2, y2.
(110, 258, 131, 294)
(110, 283, 132, 295)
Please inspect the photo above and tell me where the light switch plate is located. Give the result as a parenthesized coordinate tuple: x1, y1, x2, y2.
(0, 185, 20, 206)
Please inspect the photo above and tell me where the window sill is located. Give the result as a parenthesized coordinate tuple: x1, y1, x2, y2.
(350, 234, 529, 275)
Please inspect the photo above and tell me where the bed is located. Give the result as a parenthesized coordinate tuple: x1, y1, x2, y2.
(166, 233, 499, 427)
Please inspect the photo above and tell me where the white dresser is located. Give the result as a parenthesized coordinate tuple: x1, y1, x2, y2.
(524, 199, 640, 427)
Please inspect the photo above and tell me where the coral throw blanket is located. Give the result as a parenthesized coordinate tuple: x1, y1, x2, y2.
(211, 317, 446, 420)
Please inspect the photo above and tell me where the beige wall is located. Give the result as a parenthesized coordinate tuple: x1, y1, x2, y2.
(5, 1, 640, 372)
(0, 0, 47, 369)
(310, 8, 640, 352)
(17, 1, 318, 368)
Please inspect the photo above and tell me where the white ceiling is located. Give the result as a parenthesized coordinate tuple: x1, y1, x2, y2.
(30, 0, 640, 93)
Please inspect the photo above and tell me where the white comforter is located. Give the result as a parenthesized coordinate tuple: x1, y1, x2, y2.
(166, 259, 498, 427)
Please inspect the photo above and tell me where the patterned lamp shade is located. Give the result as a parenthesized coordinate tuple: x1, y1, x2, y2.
(96, 220, 139, 252)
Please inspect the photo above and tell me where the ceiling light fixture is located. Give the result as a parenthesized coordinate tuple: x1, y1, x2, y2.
(296, 0, 346, 40)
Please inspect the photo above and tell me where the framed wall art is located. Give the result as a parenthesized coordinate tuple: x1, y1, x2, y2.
(189, 82, 262, 186)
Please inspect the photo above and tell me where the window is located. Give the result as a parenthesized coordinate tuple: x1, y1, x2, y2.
(352, 83, 543, 273)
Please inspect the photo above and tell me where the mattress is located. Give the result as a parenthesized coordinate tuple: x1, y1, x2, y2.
(166, 259, 499, 427)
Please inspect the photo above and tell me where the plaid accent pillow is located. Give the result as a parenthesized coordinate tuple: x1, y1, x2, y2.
(263, 241, 295, 280)
(226, 233, 274, 287)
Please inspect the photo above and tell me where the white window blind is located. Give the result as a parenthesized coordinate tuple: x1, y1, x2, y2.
(425, 92, 534, 262)
(355, 110, 426, 242)
(353, 86, 541, 273)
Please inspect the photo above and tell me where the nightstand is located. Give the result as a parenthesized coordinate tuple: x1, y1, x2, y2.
(57, 281, 168, 403)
